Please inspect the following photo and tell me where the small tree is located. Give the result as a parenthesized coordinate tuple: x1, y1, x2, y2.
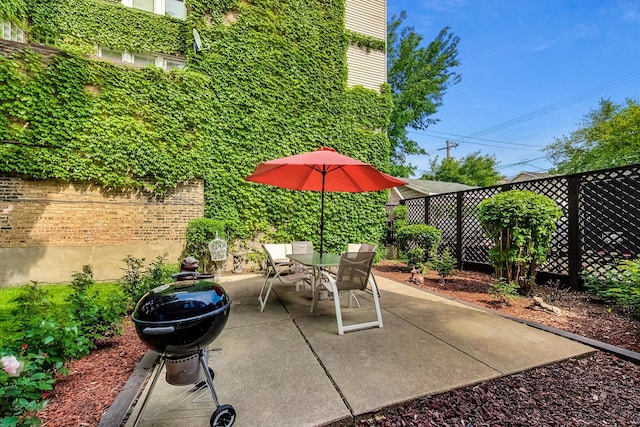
(478, 190, 562, 293)
(429, 249, 456, 285)
(396, 224, 442, 263)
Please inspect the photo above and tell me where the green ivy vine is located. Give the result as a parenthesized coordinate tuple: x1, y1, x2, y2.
(0, 0, 394, 253)
(26, 0, 186, 54)
(0, 0, 27, 22)
(346, 30, 385, 52)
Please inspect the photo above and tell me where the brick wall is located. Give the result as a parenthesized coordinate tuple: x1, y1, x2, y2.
(0, 175, 204, 285)
(0, 176, 203, 247)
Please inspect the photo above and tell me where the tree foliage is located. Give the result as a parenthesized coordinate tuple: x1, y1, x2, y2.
(387, 11, 462, 178)
(478, 190, 562, 293)
(421, 152, 503, 187)
(544, 98, 640, 174)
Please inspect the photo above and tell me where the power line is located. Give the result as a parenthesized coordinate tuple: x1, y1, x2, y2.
(418, 132, 541, 152)
(408, 129, 542, 147)
(468, 67, 640, 138)
(496, 155, 551, 169)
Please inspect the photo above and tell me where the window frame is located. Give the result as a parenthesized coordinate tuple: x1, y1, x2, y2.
(96, 46, 184, 71)
(120, 0, 186, 20)
(1, 21, 26, 43)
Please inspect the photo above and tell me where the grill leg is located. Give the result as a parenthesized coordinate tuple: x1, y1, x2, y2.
(199, 349, 220, 407)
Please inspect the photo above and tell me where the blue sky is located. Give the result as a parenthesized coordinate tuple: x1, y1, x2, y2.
(387, 0, 640, 178)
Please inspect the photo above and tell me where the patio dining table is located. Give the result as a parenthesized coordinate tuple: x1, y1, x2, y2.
(287, 253, 341, 313)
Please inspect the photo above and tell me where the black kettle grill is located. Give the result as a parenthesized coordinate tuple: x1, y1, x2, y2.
(132, 271, 235, 427)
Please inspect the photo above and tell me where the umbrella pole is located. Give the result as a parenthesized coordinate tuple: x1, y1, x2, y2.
(319, 170, 326, 258)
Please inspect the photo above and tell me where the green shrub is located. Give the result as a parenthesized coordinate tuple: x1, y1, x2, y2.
(405, 248, 426, 267)
(429, 249, 456, 285)
(478, 190, 562, 293)
(583, 258, 640, 317)
(67, 265, 126, 344)
(119, 254, 177, 309)
(1, 271, 128, 425)
(396, 224, 442, 263)
(119, 255, 146, 307)
(488, 279, 520, 305)
(392, 205, 408, 230)
(1, 351, 55, 426)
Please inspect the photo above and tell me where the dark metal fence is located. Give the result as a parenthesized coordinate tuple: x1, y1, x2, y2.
(399, 164, 640, 289)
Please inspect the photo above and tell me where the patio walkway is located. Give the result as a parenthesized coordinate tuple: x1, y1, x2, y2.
(124, 273, 593, 427)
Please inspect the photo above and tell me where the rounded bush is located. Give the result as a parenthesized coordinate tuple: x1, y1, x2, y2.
(396, 224, 442, 262)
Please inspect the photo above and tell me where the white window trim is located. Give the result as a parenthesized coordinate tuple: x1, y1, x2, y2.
(120, 0, 185, 19)
(1, 21, 25, 43)
(97, 46, 184, 70)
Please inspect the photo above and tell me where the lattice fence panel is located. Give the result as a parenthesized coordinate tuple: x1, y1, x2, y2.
(461, 187, 500, 264)
(398, 164, 640, 286)
(511, 177, 570, 275)
(404, 197, 425, 224)
(428, 193, 457, 255)
(580, 166, 640, 279)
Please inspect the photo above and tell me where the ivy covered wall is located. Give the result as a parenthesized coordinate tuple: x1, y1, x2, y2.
(0, 0, 392, 253)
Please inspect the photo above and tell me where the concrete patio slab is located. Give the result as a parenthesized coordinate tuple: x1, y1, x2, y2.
(126, 272, 594, 427)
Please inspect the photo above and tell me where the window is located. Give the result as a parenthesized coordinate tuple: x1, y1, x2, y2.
(1, 21, 25, 43)
(97, 46, 184, 71)
(163, 58, 185, 70)
(165, 0, 186, 20)
(99, 47, 125, 63)
(121, 0, 186, 20)
(132, 0, 154, 13)
(132, 54, 156, 67)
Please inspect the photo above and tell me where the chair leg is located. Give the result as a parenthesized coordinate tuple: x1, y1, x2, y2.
(258, 276, 275, 312)
(338, 280, 384, 334)
(368, 273, 381, 297)
(331, 283, 345, 335)
(370, 278, 384, 328)
(348, 291, 360, 308)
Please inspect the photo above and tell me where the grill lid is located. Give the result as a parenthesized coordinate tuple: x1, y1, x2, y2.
(133, 279, 230, 324)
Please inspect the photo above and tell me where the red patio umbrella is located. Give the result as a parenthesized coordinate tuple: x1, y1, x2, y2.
(245, 147, 405, 255)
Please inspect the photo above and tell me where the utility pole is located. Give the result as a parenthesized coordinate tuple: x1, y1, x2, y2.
(437, 140, 459, 159)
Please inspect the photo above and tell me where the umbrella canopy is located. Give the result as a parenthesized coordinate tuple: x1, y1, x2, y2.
(245, 147, 405, 254)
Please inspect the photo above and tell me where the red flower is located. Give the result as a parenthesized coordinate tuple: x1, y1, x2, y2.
(41, 353, 47, 358)
(21, 344, 27, 350)
(42, 392, 50, 399)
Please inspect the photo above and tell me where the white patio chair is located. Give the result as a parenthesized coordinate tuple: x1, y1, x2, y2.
(290, 241, 315, 282)
(342, 243, 380, 301)
(319, 251, 383, 335)
(262, 243, 292, 277)
(259, 243, 310, 312)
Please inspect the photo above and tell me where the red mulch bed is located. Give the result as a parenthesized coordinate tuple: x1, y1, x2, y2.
(36, 319, 147, 427)
(36, 263, 640, 426)
(372, 260, 640, 353)
(347, 261, 640, 427)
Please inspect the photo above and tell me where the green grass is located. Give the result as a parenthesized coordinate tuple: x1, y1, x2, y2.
(0, 282, 123, 347)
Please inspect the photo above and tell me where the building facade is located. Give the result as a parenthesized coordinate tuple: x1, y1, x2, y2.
(0, 0, 389, 285)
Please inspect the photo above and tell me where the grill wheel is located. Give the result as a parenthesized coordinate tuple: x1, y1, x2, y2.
(210, 404, 236, 427)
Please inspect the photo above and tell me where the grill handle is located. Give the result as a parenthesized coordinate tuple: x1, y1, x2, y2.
(143, 326, 175, 335)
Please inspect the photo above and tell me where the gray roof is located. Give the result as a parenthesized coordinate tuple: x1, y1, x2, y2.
(508, 171, 552, 183)
(394, 178, 477, 200)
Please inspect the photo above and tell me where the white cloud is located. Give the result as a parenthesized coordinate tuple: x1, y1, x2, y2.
(532, 42, 553, 52)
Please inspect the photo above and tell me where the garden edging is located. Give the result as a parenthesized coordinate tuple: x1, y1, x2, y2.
(97, 350, 161, 427)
